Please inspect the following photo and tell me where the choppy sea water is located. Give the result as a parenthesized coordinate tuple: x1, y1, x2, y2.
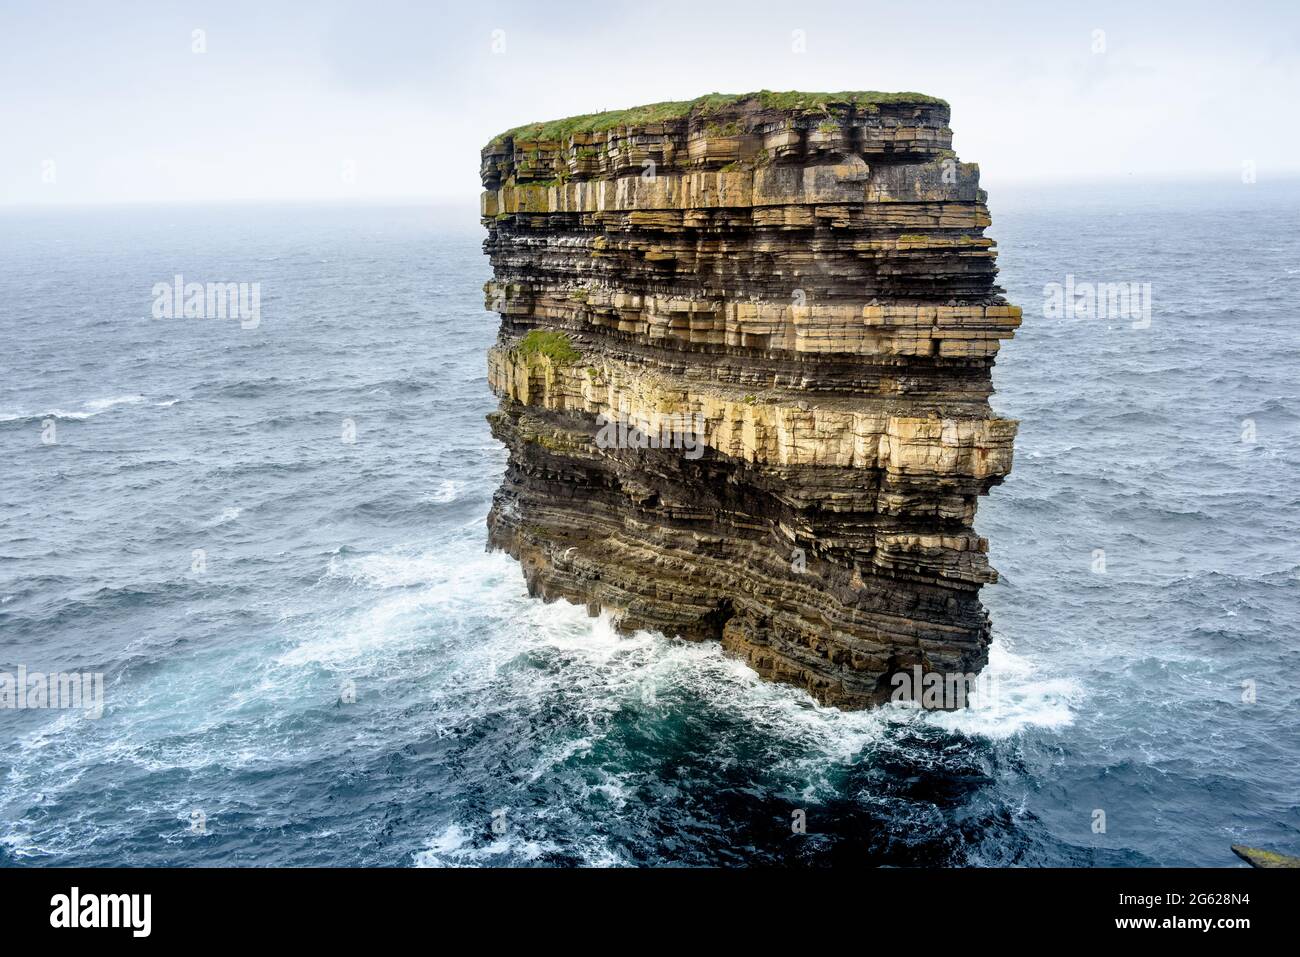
(1, 184, 1297, 867)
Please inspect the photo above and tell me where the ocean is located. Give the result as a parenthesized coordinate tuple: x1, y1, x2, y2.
(1, 181, 1297, 866)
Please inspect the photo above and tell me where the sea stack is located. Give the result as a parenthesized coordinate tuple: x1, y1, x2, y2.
(481, 91, 1020, 709)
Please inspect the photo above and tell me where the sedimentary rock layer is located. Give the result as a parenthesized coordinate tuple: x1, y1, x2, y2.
(481, 91, 1020, 708)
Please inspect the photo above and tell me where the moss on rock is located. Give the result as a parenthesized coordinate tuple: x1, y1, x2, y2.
(517, 330, 581, 366)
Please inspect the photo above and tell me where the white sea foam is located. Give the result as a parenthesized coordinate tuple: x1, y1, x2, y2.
(0, 394, 147, 423)
(281, 548, 522, 670)
(911, 640, 1082, 739)
(83, 394, 145, 412)
(426, 479, 464, 503)
(328, 551, 454, 590)
(410, 824, 471, 866)
(411, 823, 558, 867)
(204, 507, 243, 526)
(318, 542, 1079, 759)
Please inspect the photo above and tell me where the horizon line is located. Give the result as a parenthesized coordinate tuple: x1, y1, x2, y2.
(4, 172, 1300, 211)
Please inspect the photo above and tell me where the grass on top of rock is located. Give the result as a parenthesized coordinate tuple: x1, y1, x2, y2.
(488, 90, 947, 147)
(516, 330, 581, 365)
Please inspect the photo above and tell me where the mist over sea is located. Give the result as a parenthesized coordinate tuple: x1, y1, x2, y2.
(2, 180, 1297, 866)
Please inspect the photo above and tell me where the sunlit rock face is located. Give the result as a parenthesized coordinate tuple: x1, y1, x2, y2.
(480, 91, 1020, 709)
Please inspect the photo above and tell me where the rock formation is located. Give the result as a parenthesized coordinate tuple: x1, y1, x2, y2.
(480, 91, 1020, 709)
(1231, 844, 1300, 868)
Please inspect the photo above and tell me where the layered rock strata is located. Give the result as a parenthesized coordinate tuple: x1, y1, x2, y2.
(481, 91, 1020, 708)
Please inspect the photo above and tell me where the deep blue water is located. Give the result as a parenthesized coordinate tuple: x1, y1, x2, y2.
(1, 183, 1297, 866)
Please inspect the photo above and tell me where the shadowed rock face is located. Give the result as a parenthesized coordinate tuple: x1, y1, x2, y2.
(480, 91, 1020, 709)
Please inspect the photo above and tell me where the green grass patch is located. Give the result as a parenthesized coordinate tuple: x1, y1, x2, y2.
(487, 90, 947, 148)
(517, 330, 581, 365)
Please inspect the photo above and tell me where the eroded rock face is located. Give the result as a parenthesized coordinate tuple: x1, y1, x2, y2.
(481, 92, 1020, 709)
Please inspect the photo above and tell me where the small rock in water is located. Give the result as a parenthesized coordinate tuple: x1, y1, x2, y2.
(1231, 844, 1300, 868)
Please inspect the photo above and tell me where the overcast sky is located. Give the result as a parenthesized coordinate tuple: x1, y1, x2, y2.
(3, 0, 1298, 205)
